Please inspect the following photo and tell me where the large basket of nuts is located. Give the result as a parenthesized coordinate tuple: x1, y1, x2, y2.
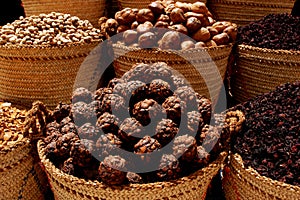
(207, 0, 295, 26)
(223, 81, 300, 200)
(0, 102, 48, 200)
(22, 0, 105, 26)
(0, 12, 105, 109)
(100, 1, 236, 104)
(230, 13, 300, 103)
(33, 62, 235, 200)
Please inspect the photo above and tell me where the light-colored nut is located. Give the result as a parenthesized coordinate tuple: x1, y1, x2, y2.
(212, 33, 230, 45)
(192, 27, 210, 42)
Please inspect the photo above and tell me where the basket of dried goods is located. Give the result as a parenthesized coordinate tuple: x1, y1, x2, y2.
(223, 81, 300, 200)
(32, 62, 237, 200)
(207, 0, 295, 26)
(229, 13, 300, 103)
(0, 12, 105, 109)
(22, 0, 105, 26)
(0, 102, 49, 200)
(99, 1, 237, 104)
(117, 0, 207, 10)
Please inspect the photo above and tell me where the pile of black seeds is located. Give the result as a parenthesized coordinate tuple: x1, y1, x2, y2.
(237, 13, 300, 50)
(232, 81, 300, 187)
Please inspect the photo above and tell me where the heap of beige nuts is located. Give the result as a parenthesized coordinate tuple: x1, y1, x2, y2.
(0, 12, 104, 46)
(99, 1, 237, 50)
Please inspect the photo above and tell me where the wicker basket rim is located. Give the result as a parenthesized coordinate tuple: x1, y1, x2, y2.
(0, 39, 102, 50)
(0, 138, 30, 154)
(231, 153, 300, 193)
(113, 43, 233, 54)
(38, 139, 227, 190)
(238, 44, 300, 55)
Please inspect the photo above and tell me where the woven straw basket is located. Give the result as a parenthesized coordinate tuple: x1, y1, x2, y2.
(230, 44, 300, 103)
(22, 0, 105, 26)
(0, 41, 100, 109)
(37, 139, 227, 200)
(223, 153, 300, 200)
(117, 0, 207, 10)
(207, 0, 295, 26)
(0, 140, 48, 200)
(113, 44, 233, 104)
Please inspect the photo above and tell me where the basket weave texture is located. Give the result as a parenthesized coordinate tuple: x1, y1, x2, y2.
(0, 140, 47, 200)
(37, 139, 227, 200)
(118, 0, 207, 9)
(22, 0, 105, 26)
(113, 44, 232, 104)
(223, 153, 300, 200)
(0, 41, 100, 109)
(207, 0, 295, 26)
(231, 44, 300, 103)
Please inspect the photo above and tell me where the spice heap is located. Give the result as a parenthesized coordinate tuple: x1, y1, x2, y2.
(232, 81, 300, 187)
(0, 102, 27, 150)
(237, 13, 300, 50)
(43, 62, 226, 185)
(99, 1, 237, 50)
(0, 12, 104, 46)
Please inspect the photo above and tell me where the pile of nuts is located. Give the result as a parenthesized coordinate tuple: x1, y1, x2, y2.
(0, 12, 104, 46)
(0, 102, 27, 150)
(43, 62, 227, 185)
(237, 13, 300, 50)
(232, 81, 300, 187)
(99, 1, 237, 50)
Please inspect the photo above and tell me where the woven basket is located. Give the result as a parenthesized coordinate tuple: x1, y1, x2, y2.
(37, 140, 227, 200)
(113, 44, 233, 104)
(223, 153, 300, 200)
(207, 0, 295, 26)
(230, 44, 300, 103)
(0, 41, 101, 109)
(117, 0, 207, 10)
(22, 0, 105, 26)
(0, 140, 48, 200)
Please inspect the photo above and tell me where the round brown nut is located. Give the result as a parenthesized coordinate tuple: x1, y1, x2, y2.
(136, 22, 153, 34)
(205, 40, 217, 47)
(186, 17, 202, 34)
(117, 25, 130, 33)
(136, 9, 155, 23)
(181, 40, 195, 50)
(192, 27, 210, 42)
(157, 14, 171, 23)
(184, 12, 209, 26)
(212, 21, 231, 33)
(165, 4, 176, 15)
(138, 32, 157, 48)
(158, 31, 181, 50)
(123, 30, 138, 45)
(223, 25, 237, 41)
(148, 1, 165, 16)
(212, 32, 230, 45)
(191, 2, 208, 14)
(195, 41, 206, 48)
(170, 8, 186, 24)
(155, 21, 169, 28)
(131, 21, 139, 29)
(115, 8, 137, 25)
(207, 26, 219, 37)
(105, 19, 119, 36)
(154, 21, 169, 37)
(169, 24, 188, 35)
(174, 2, 191, 12)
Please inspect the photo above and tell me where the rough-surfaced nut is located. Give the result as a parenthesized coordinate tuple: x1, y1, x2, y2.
(123, 30, 138, 45)
(105, 18, 119, 36)
(174, 2, 191, 12)
(191, 2, 208, 14)
(169, 24, 188, 35)
(138, 32, 157, 48)
(158, 31, 181, 50)
(223, 25, 237, 41)
(115, 8, 137, 25)
(212, 33, 230, 45)
(181, 40, 195, 50)
(186, 17, 202, 34)
(148, 1, 165, 16)
(136, 22, 153, 34)
(192, 27, 210, 42)
(170, 8, 186, 24)
(136, 9, 155, 23)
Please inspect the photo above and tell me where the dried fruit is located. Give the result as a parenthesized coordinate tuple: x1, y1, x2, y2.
(71, 87, 93, 103)
(172, 134, 197, 162)
(96, 112, 119, 135)
(154, 119, 178, 146)
(157, 154, 182, 181)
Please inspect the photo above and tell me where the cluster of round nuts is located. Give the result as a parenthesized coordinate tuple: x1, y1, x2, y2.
(99, 1, 237, 50)
(0, 12, 104, 46)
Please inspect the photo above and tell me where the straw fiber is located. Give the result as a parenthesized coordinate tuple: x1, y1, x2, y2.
(0, 140, 46, 200)
(231, 44, 300, 103)
(22, 0, 105, 26)
(223, 153, 300, 200)
(117, 0, 207, 10)
(37, 139, 227, 200)
(113, 44, 232, 104)
(207, 0, 295, 26)
(0, 41, 101, 109)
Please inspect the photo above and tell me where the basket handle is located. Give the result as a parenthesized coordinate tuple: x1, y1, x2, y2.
(23, 101, 53, 141)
